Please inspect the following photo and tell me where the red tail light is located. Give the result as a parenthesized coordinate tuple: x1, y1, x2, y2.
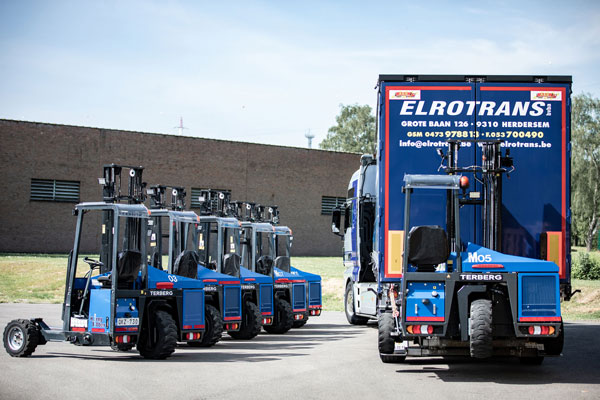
(156, 282, 173, 289)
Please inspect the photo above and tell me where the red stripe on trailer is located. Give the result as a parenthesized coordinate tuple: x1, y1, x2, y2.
(203, 279, 218, 283)
(261, 312, 272, 316)
(519, 316, 562, 322)
(220, 280, 240, 285)
(91, 328, 105, 333)
(291, 279, 305, 283)
(275, 278, 290, 283)
(293, 309, 306, 312)
(244, 278, 256, 282)
(183, 325, 192, 329)
(71, 327, 85, 332)
(309, 305, 322, 309)
(224, 316, 241, 321)
(193, 325, 205, 329)
(156, 282, 173, 289)
(406, 316, 445, 322)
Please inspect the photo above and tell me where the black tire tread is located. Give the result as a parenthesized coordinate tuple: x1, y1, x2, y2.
(264, 298, 293, 334)
(470, 299, 493, 359)
(137, 310, 177, 359)
(190, 304, 223, 347)
(229, 301, 262, 340)
(3, 319, 39, 357)
(378, 312, 405, 363)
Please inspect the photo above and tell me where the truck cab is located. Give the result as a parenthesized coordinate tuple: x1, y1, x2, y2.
(333, 154, 379, 323)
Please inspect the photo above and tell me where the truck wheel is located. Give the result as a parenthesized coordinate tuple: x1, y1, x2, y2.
(344, 284, 369, 325)
(189, 304, 223, 347)
(292, 313, 309, 328)
(378, 312, 405, 363)
(264, 298, 293, 334)
(543, 321, 564, 356)
(137, 310, 177, 359)
(229, 301, 262, 340)
(469, 299, 493, 359)
(3, 319, 39, 357)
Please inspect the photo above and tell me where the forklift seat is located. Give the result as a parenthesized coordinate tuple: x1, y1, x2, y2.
(274, 256, 291, 273)
(407, 226, 449, 272)
(173, 250, 199, 279)
(223, 254, 241, 277)
(117, 251, 142, 287)
(256, 256, 274, 276)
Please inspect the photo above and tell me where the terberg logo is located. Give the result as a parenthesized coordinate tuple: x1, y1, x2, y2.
(467, 252, 492, 263)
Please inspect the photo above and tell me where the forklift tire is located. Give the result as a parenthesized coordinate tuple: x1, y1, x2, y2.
(3, 319, 40, 357)
(137, 310, 177, 359)
(264, 298, 293, 334)
(345, 284, 369, 325)
(189, 304, 223, 347)
(469, 299, 493, 359)
(292, 313, 309, 328)
(378, 312, 405, 363)
(229, 301, 262, 340)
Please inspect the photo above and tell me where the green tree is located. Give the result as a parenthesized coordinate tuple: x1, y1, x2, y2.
(319, 104, 376, 154)
(572, 93, 600, 251)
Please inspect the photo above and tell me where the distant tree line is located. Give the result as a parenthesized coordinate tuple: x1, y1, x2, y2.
(320, 95, 600, 251)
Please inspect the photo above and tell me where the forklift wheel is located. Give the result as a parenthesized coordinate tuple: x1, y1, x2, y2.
(378, 312, 405, 363)
(3, 319, 40, 357)
(469, 299, 493, 359)
(189, 304, 223, 347)
(137, 310, 177, 359)
(264, 298, 293, 334)
(229, 301, 262, 340)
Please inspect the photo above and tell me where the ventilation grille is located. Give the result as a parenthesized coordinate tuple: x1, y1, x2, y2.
(321, 196, 345, 215)
(31, 179, 80, 202)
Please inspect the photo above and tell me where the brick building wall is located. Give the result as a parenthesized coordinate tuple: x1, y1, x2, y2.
(0, 119, 359, 256)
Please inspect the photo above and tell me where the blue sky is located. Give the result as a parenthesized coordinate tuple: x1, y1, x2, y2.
(1, 0, 599, 148)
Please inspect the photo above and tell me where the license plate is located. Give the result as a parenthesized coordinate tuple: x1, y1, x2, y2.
(116, 318, 139, 326)
(394, 341, 407, 351)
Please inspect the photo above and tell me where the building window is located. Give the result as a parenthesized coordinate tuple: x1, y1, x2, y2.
(30, 179, 80, 203)
(321, 196, 346, 215)
(190, 187, 231, 208)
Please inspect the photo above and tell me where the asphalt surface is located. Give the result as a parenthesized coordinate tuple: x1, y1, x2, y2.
(1, 303, 599, 400)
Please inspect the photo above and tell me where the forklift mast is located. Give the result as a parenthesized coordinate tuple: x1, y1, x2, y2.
(148, 185, 186, 210)
(98, 164, 147, 273)
(440, 140, 513, 252)
(197, 189, 231, 217)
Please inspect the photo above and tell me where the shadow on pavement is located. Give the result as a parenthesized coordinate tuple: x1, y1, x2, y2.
(394, 323, 600, 385)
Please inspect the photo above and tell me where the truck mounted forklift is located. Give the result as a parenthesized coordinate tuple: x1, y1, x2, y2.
(3, 164, 205, 359)
(233, 202, 308, 334)
(145, 185, 242, 347)
(259, 206, 322, 328)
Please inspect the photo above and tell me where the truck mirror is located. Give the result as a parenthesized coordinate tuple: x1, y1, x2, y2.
(331, 208, 342, 236)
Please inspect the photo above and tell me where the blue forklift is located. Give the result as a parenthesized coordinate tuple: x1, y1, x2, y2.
(146, 185, 242, 347)
(234, 202, 307, 334)
(194, 190, 274, 339)
(3, 164, 205, 359)
(269, 217, 322, 328)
